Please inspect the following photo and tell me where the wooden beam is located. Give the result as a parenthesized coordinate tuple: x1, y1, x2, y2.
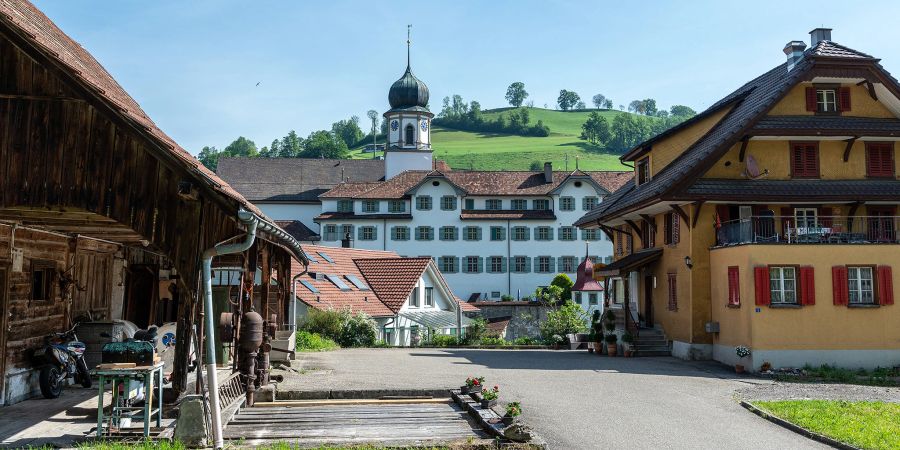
(639, 214, 656, 231)
(738, 135, 751, 162)
(0, 93, 86, 102)
(670, 204, 691, 229)
(857, 79, 878, 100)
(691, 201, 705, 228)
(624, 220, 642, 236)
(597, 224, 615, 242)
(843, 137, 859, 162)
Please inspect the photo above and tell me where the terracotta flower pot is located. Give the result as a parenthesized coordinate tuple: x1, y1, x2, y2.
(624, 350, 632, 358)
(735, 364, 745, 374)
(607, 343, 617, 357)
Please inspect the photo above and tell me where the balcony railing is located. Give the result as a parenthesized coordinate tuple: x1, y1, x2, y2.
(715, 216, 898, 246)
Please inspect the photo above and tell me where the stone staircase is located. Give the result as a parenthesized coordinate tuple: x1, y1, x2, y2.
(633, 327, 671, 357)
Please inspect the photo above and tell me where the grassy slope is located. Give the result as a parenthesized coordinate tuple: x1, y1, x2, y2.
(754, 400, 900, 450)
(349, 108, 630, 171)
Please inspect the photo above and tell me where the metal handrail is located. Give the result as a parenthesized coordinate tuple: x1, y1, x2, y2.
(715, 215, 898, 246)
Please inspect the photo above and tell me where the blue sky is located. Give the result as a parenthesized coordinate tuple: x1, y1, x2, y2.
(33, 0, 900, 155)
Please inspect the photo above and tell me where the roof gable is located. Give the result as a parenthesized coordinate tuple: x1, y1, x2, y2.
(354, 257, 431, 312)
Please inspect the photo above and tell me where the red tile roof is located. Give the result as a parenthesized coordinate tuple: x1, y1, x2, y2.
(320, 170, 632, 200)
(459, 210, 555, 220)
(572, 257, 603, 291)
(354, 257, 432, 313)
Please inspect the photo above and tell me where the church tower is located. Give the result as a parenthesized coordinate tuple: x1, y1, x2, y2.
(383, 26, 433, 179)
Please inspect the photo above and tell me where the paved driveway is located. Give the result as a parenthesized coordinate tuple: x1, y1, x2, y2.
(290, 349, 825, 450)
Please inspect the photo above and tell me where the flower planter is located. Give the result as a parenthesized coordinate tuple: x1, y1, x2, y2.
(502, 415, 515, 426)
(623, 349, 632, 357)
(607, 343, 617, 357)
(587, 347, 594, 354)
(460, 385, 471, 394)
(595, 342, 604, 355)
(735, 364, 745, 374)
(481, 399, 497, 409)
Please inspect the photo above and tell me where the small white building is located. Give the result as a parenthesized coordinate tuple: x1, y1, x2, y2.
(290, 245, 478, 346)
(571, 255, 605, 316)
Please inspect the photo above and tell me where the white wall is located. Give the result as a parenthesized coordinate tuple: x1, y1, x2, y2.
(385, 151, 433, 179)
(381, 264, 460, 346)
(256, 203, 321, 233)
(317, 178, 614, 301)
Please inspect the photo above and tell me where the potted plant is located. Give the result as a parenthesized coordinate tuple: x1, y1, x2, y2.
(605, 334, 618, 357)
(461, 376, 484, 394)
(621, 332, 634, 357)
(587, 328, 596, 353)
(550, 334, 565, 350)
(735, 346, 751, 373)
(481, 385, 500, 409)
(503, 401, 522, 426)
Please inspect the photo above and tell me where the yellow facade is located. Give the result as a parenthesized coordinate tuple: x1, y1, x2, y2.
(768, 83, 894, 118)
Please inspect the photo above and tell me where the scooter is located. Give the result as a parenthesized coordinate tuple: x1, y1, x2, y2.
(34, 323, 92, 399)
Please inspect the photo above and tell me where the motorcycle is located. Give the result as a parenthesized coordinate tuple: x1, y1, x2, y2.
(33, 323, 92, 399)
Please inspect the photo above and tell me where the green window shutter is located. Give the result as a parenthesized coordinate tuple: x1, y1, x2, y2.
(525, 257, 532, 273)
(476, 227, 482, 241)
(549, 257, 556, 273)
(477, 257, 484, 273)
(501, 256, 508, 273)
(524, 227, 531, 241)
(454, 257, 459, 273)
(372, 227, 378, 240)
(357, 226, 364, 240)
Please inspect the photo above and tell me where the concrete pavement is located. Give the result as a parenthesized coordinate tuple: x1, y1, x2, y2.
(285, 348, 826, 450)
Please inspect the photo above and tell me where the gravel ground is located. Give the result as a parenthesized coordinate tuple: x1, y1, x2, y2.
(275, 349, 826, 450)
(736, 381, 900, 403)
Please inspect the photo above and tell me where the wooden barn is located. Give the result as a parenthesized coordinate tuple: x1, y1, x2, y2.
(0, 1, 306, 405)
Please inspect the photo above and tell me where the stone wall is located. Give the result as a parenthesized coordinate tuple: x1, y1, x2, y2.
(472, 302, 551, 341)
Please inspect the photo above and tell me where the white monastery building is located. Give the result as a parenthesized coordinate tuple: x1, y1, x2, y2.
(218, 48, 630, 301)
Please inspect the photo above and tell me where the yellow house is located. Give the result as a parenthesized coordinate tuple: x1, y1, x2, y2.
(575, 28, 899, 371)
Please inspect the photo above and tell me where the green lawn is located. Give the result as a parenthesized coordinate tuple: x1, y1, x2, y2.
(753, 400, 900, 450)
(295, 330, 339, 352)
(349, 108, 631, 171)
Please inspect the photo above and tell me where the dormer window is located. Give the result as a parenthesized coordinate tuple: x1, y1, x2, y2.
(805, 85, 850, 114)
(636, 158, 651, 185)
(405, 124, 415, 145)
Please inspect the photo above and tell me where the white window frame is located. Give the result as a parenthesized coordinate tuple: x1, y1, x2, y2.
(388, 200, 406, 213)
(416, 196, 432, 210)
(513, 256, 527, 273)
(537, 256, 551, 273)
(337, 200, 353, 213)
(489, 256, 503, 273)
(511, 199, 527, 210)
(533, 199, 549, 210)
(561, 256, 575, 272)
(440, 196, 457, 211)
(848, 266, 875, 304)
(362, 200, 379, 213)
(465, 256, 479, 273)
(794, 208, 818, 229)
(464, 226, 480, 241)
(486, 199, 502, 210)
(769, 266, 798, 304)
(424, 286, 434, 307)
(560, 226, 575, 241)
(583, 196, 598, 211)
(559, 197, 575, 211)
(360, 226, 376, 241)
(409, 286, 420, 307)
(817, 88, 837, 112)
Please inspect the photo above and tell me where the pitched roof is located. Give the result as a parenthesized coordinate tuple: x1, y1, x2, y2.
(752, 116, 900, 136)
(459, 210, 556, 221)
(354, 257, 432, 312)
(321, 169, 632, 200)
(217, 158, 385, 202)
(0, 1, 265, 219)
(680, 179, 900, 201)
(274, 220, 319, 242)
(575, 39, 900, 226)
(572, 257, 603, 291)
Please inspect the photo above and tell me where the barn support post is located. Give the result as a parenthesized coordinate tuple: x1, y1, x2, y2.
(201, 209, 259, 450)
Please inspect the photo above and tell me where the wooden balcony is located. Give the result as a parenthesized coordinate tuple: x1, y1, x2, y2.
(714, 216, 898, 246)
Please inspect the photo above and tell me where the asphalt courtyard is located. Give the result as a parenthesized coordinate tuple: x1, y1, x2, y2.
(290, 349, 826, 450)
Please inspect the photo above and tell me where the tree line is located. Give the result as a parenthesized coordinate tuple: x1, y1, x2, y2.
(580, 103, 697, 150)
(198, 116, 371, 171)
(433, 94, 550, 137)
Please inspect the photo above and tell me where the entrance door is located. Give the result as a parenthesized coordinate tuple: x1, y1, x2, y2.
(123, 265, 157, 329)
(0, 266, 8, 404)
(643, 275, 654, 326)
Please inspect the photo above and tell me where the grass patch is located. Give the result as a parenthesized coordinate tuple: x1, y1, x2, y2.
(71, 441, 450, 450)
(295, 330, 339, 352)
(774, 364, 900, 386)
(753, 400, 900, 450)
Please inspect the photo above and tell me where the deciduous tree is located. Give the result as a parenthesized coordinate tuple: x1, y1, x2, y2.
(505, 82, 529, 107)
(557, 90, 581, 111)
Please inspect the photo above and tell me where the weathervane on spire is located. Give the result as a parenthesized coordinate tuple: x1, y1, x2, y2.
(407, 24, 412, 68)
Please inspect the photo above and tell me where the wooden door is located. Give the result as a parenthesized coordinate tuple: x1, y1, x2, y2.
(0, 266, 8, 404)
(643, 275, 654, 326)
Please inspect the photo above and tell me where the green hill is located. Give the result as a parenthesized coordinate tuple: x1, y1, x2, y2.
(349, 108, 632, 171)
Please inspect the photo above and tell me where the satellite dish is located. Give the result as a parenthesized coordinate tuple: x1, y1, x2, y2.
(742, 154, 769, 179)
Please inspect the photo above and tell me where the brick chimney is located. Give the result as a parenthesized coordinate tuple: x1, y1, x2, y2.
(543, 162, 553, 183)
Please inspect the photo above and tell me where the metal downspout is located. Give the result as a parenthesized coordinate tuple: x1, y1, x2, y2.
(202, 209, 258, 449)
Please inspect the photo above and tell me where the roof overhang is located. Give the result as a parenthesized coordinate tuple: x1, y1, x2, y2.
(596, 248, 662, 277)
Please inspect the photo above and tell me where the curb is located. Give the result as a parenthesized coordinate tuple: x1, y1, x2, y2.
(275, 388, 450, 400)
(739, 401, 861, 450)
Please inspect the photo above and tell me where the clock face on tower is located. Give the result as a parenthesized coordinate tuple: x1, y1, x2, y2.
(390, 119, 399, 131)
(420, 120, 428, 132)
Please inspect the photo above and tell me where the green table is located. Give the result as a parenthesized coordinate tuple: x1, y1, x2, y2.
(92, 363, 164, 438)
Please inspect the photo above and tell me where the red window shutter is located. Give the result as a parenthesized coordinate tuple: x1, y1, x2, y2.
(867, 144, 895, 177)
(728, 266, 740, 306)
(799, 266, 815, 305)
(754, 266, 771, 306)
(839, 87, 851, 112)
(805, 87, 817, 111)
(878, 266, 894, 305)
(832, 266, 849, 305)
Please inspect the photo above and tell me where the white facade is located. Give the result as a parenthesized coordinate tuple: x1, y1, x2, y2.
(376, 263, 464, 346)
(255, 202, 321, 233)
(384, 112, 433, 178)
(318, 176, 613, 301)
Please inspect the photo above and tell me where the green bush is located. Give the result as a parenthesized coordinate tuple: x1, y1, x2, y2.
(540, 300, 587, 343)
(339, 312, 378, 347)
(430, 334, 459, 347)
(300, 309, 346, 342)
(461, 318, 487, 345)
(480, 336, 508, 346)
(551, 273, 574, 301)
(295, 330, 339, 352)
(512, 336, 539, 345)
(500, 294, 514, 301)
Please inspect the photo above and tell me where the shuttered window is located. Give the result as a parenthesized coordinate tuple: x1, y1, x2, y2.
(877, 266, 894, 306)
(663, 212, 679, 245)
(769, 266, 798, 304)
(439, 256, 458, 273)
(727, 266, 740, 306)
(754, 266, 771, 306)
(667, 273, 677, 311)
(866, 142, 895, 178)
(791, 142, 819, 178)
(799, 266, 816, 306)
(847, 266, 875, 304)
